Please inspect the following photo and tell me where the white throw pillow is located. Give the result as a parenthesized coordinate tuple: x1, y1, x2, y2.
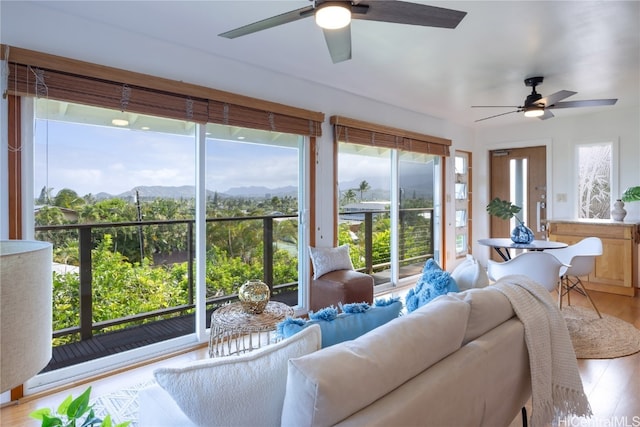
(309, 244, 354, 279)
(154, 324, 321, 427)
(451, 254, 490, 290)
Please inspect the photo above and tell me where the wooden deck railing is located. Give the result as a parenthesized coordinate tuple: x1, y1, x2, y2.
(36, 208, 433, 366)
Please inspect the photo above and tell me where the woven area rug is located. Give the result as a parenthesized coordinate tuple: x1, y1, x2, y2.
(561, 305, 640, 359)
(91, 379, 156, 426)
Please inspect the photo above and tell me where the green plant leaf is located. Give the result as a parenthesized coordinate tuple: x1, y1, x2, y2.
(486, 197, 522, 220)
(81, 408, 103, 427)
(29, 408, 52, 421)
(56, 394, 73, 417)
(66, 387, 92, 420)
(41, 414, 64, 427)
(621, 186, 640, 202)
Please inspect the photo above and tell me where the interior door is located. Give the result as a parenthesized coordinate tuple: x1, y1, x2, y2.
(489, 146, 547, 260)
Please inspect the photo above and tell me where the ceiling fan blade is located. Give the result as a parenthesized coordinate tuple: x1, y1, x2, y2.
(218, 5, 314, 38)
(538, 90, 576, 107)
(539, 110, 555, 120)
(323, 25, 352, 63)
(475, 110, 520, 122)
(471, 105, 521, 108)
(353, 1, 466, 29)
(548, 99, 618, 109)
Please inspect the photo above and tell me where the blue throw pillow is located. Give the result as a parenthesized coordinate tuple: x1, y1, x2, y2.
(277, 297, 403, 348)
(405, 259, 459, 313)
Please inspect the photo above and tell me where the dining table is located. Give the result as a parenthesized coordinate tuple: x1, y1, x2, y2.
(477, 238, 568, 261)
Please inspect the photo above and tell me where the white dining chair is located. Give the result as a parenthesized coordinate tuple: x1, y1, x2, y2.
(545, 237, 603, 318)
(487, 251, 567, 292)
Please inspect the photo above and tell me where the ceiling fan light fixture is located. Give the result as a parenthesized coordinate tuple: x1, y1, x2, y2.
(524, 107, 544, 118)
(315, 3, 351, 30)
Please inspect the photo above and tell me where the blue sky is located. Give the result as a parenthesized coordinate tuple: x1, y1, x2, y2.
(35, 120, 302, 197)
(34, 119, 392, 199)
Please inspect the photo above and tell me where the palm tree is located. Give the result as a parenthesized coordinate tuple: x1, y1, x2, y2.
(358, 180, 370, 201)
(342, 189, 357, 206)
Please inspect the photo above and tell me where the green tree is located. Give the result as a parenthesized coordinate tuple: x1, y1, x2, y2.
(358, 180, 370, 201)
(54, 188, 85, 209)
(341, 189, 357, 206)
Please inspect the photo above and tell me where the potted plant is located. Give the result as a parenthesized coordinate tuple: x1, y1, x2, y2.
(612, 186, 640, 221)
(29, 386, 130, 427)
(486, 197, 534, 243)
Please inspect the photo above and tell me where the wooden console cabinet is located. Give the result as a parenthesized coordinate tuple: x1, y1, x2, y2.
(548, 219, 639, 296)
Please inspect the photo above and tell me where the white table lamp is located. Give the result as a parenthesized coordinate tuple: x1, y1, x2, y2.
(1, 240, 53, 393)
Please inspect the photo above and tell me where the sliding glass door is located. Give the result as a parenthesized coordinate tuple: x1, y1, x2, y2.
(338, 142, 441, 288)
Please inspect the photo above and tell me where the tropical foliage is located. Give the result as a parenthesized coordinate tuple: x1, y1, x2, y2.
(36, 184, 432, 346)
(486, 197, 523, 223)
(29, 386, 130, 427)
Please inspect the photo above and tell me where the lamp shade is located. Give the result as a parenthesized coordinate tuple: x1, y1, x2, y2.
(1, 240, 53, 393)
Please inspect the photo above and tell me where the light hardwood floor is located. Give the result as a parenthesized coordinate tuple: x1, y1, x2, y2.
(2, 289, 639, 427)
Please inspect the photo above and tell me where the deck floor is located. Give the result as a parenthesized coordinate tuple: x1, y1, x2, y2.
(43, 293, 297, 372)
(41, 267, 421, 372)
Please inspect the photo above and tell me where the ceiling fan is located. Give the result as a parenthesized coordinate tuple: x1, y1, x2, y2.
(472, 76, 618, 122)
(218, 1, 467, 64)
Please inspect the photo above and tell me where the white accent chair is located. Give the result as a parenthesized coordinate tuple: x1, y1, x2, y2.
(545, 237, 603, 318)
(487, 251, 567, 292)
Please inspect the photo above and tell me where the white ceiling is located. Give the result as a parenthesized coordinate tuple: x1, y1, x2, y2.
(3, 1, 639, 128)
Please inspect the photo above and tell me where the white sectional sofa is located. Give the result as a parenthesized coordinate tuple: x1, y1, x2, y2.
(139, 286, 532, 427)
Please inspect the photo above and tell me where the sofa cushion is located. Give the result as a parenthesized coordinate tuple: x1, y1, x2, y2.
(280, 295, 470, 427)
(405, 259, 459, 312)
(277, 298, 403, 348)
(453, 287, 515, 344)
(309, 244, 354, 279)
(451, 254, 490, 290)
(153, 324, 321, 427)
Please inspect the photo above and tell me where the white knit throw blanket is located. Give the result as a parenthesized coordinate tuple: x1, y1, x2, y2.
(493, 275, 592, 427)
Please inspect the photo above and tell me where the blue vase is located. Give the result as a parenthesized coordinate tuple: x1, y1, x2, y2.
(511, 223, 535, 244)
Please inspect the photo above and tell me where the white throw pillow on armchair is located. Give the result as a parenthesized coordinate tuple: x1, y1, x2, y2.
(451, 254, 490, 291)
(309, 244, 354, 279)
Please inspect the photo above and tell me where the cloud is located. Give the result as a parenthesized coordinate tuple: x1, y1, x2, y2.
(35, 119, 300, 197)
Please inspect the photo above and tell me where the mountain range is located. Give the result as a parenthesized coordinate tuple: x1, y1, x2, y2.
(95, 185, 299, 201)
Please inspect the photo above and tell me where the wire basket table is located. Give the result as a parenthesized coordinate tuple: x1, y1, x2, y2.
(208, 301, 294, 357)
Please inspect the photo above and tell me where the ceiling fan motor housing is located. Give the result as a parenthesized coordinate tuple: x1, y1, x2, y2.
(525, 92, 542, 107)
(524, 76, 544, 107)
(524, 76, 544, 87)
